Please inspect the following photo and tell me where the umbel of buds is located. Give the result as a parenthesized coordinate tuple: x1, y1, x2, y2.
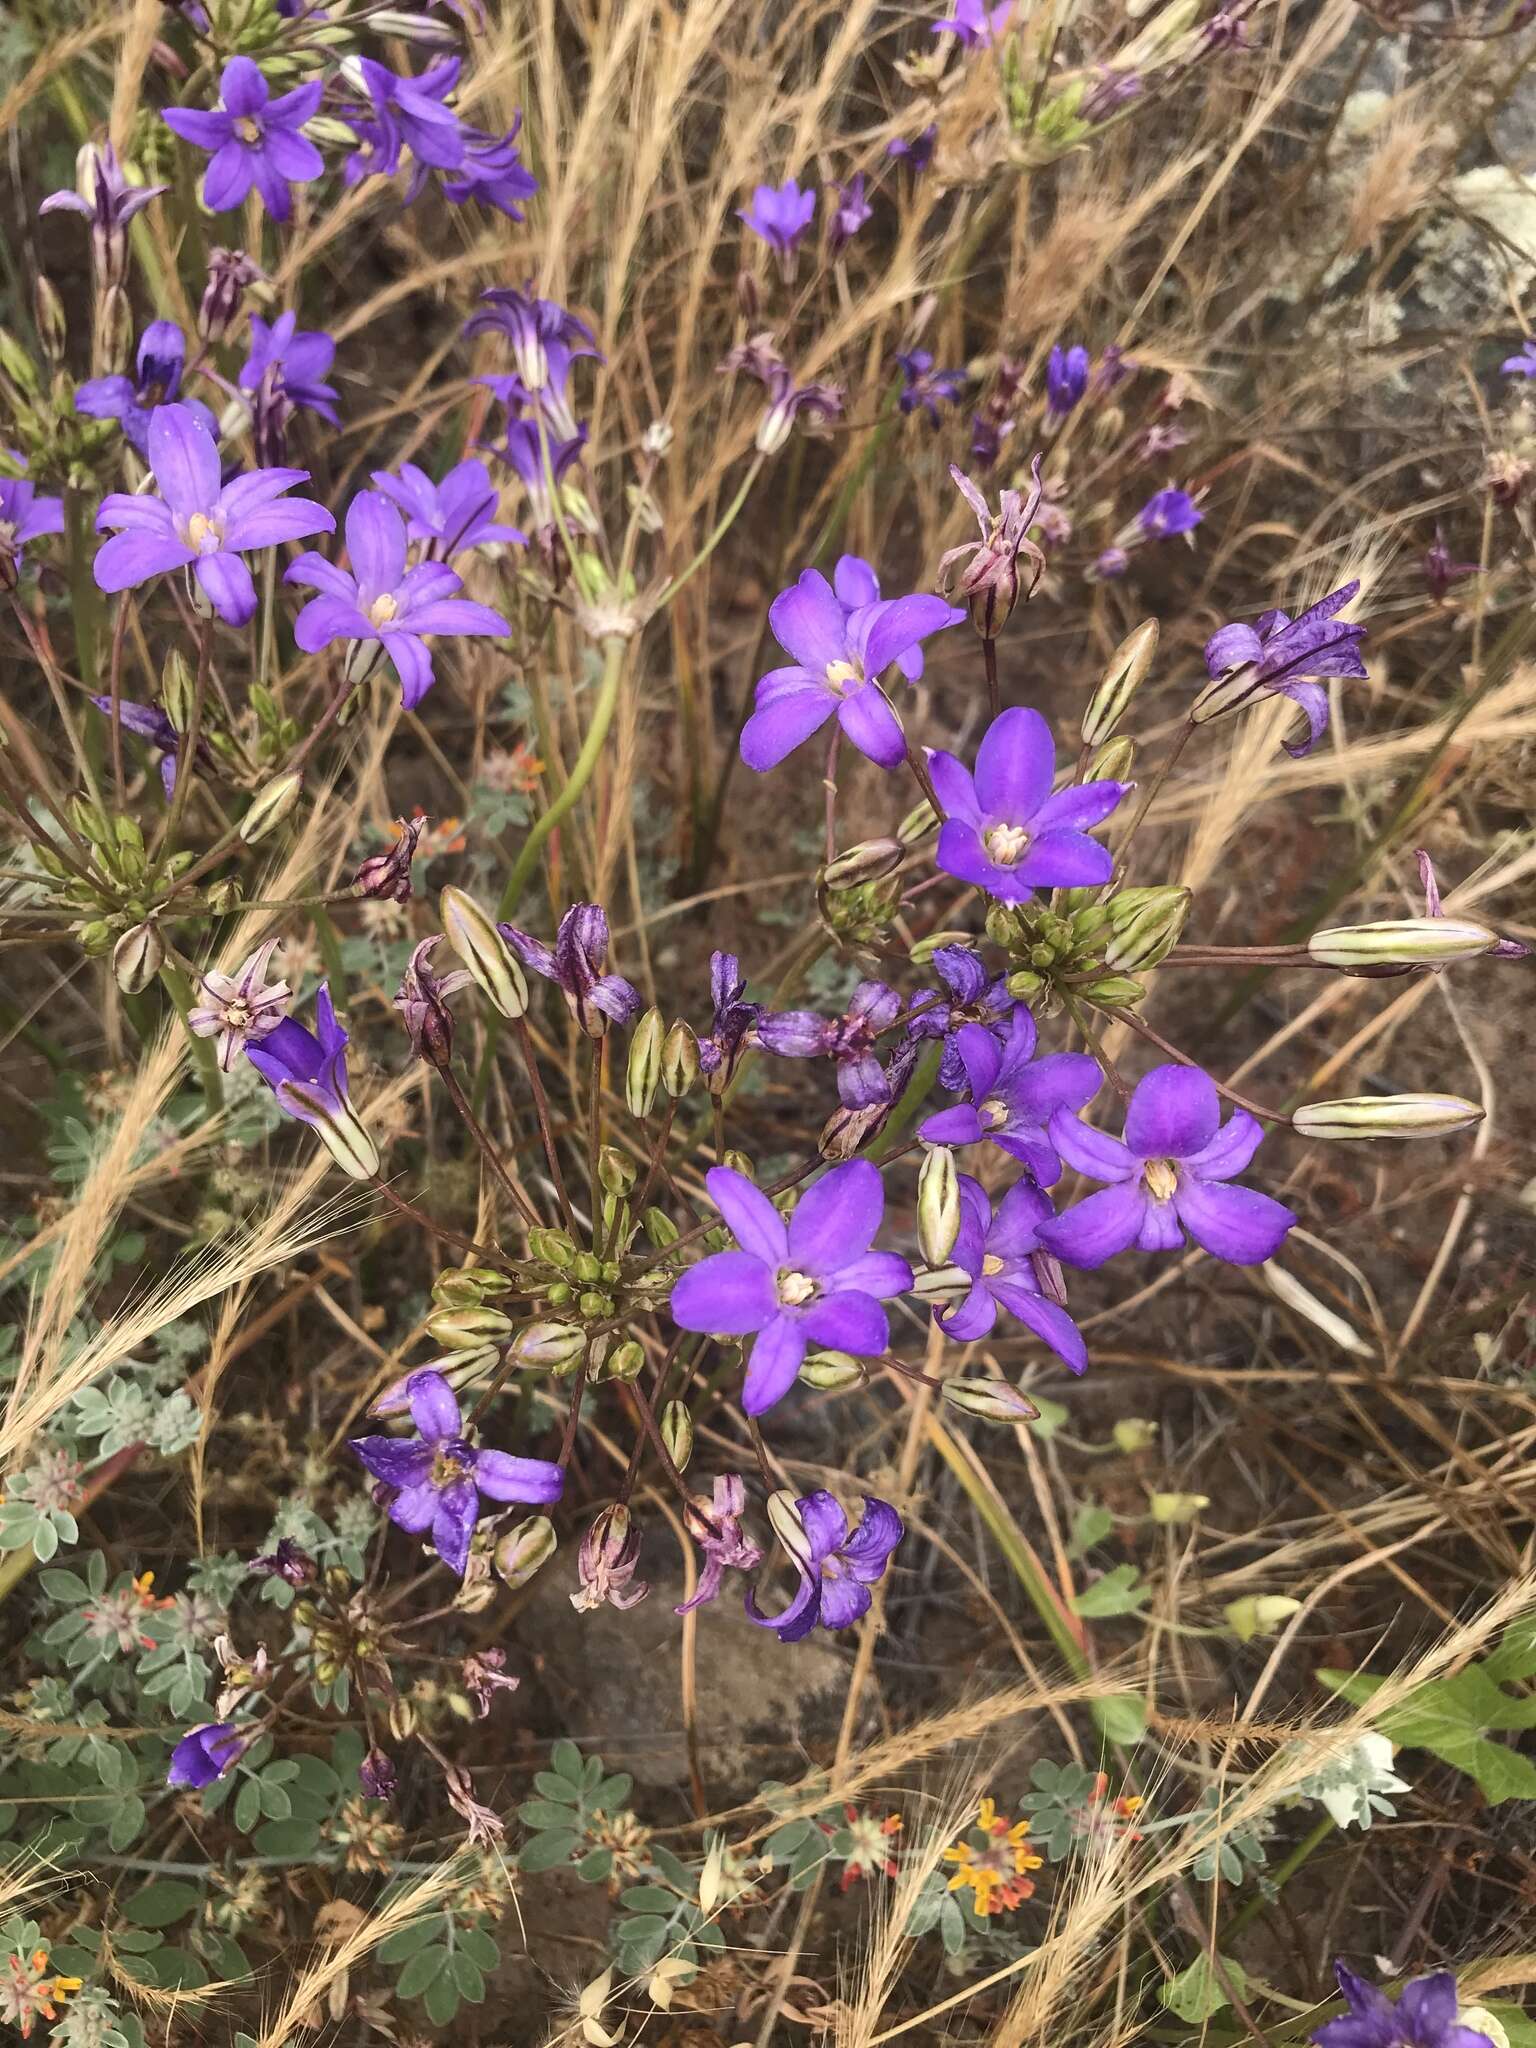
(1292, 1094, 1485, 1141)
(1082, 619, 1158, 747)
(1307, 919, 1505, 971)
(441, 886, 529, 1019)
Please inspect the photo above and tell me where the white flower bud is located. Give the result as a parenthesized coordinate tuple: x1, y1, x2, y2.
(1306, 918, 1501, 968)
(918, 1146, 961, 1265)
(441, 885, 529, 1019)
(1292, 1093, 1485, 1140)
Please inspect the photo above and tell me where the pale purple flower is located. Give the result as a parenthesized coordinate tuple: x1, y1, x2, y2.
(189, 937, 292, 1071)
(1202, 581, 1366, 757)
(939, 1174, 1086, 1369)
(1038, 1063, 1296, 1268)
(745, 1490, 903, 1640)
(239, 311, 339, 427)
(167, 1721, 245, 1788)
(162, 58, 324, 221)
(93, 403, 334, 627)
(886, 125, 937, 171)
(932, 0, 1013, 43)
(198, 246, 263, 344)
(741, 559, 963, 772)
(464, 287, 600, 440)
(1045, 343, 1089, 423)
(250, 1536, 315, 1586)
(1082, 69, 1144, 120)
(1422, 531, 1477, 601)
(349, 1369, 563, 1577)
(1312, 1965, 1491, 2048)
(572, 1505, 649, 1612)
(0, 475, 65, 585)
(370, 458, 524, 557)
(285, 490, 510, 709)
(359, 1748, 397, 1799)
(720, 335, 844, 454)
(757, 980, 904, 1109)
(490, 416, 588, 532)
(897, 350, 967, 424)
(1500, 339, 1536, 378)
(738, 178, 816, 262)
(670, 1161, 913, 1415)
(919, 1010, 1101, 1182)
(939, 460, 1046, 637)
(1415, 850, 1527, 962)
(829, 174, 872, 251)
(676, 1475, 763, 1615)
(696, 951, 761, 1092)
(441, 115, 538, 219)
(1091, 546, 1128, 580)
(500, 902, 641, 1037)
(39, 142, 166, 287)
(245, 983, 358, 1133)
(394, 933, 474, 1063)
(930, 706, 1132, 902)
(1134, 487, 1202, 540)
(345, 56, 467, 181)
(76, 321, 215, 458)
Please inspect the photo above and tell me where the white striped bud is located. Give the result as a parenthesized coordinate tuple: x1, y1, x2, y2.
(441, 885, 528, 1019)
(1292, 1093, 1484, 1140)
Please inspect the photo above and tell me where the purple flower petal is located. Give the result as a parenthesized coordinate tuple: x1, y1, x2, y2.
(671, 1250, 778, 1334)
(194, 549, 258, 626)
(1172, 1178, 1295, 1264)
(94, 529, 194, 591)
(1032, 778, 1132, 833)
(704, 1164, 789, 1264)
(797, 1490, 849, 1560)
(347, 490, 408, 593)
(973, 706, 1054, 823)
(834, 1251, 914, 1298)
(836, 683, 906, 768)
(742, 1315, 808, 1415)
(1049, 1107, 1136, 1182)
(787, 1158, 882, 1270)
(996, 1286, 1087, 1372)
(769, 568, 847, 671)
(148, 403, 220, 520)
(842, 1496, 904, 1575)
(1124, 1063, 1220, 1159)
(473, 1449, 564, 1504)
(349, 1435, 434, 1489)
(833, 555, 880, 607)
(817, 1574, 873, 1629)
(388, 1481, 439, 1533)
(294, 594, 373, 651)
(800, 1290, 888, 1354)
(407, 1369, 461, 1440)
(919, 1103, 986, 1147)
(741, 686, 835, 770)
(202, 141, 256, 213)
(1038, 1181, 1148, 1266)
(1182, 1109, 1265, 1182)
(1013, 829, 1115, 891)
(432, 1481, 479, 1575)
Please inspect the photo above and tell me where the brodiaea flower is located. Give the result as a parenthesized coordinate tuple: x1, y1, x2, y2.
(1133, 486, 1202, 540)
(442, 116, 539, 219)
(676, 1474, 764, 1615)
(76, 320, 215, 458)
(907, 943, 1019, 1088)
(745, 1489, 904, 1639)
(39, 141, 166, 288)
(464, 286, 601, 441)
(931, 0, 1013, 42)
(738, 177, 816, 262)
(918, 1010, 1100, 1182)
(897, 349, 967, 424)
(1198, 580, 1367, 758)
(162, 57, 324, 221)
(929, 706, 1131, 901)
(1500, 339, 1536, 378)
(1312, 1964, 1493, 2048)
(670, 1161, 913, 1414)
(757, 979, 903, 1108)
(346, 56, 468, 180)
(828, 174, 872, 252)
(936, 1173, 1086, 1369)
(1045, 342, 1090, 424)
(239, 311, 340, 426)
(1038, 1063, 1295, 1267)
(370, 458, 524, 557)
(245, 983, 379, 1181)
(886, 125, 937, 171)
(349, 1369, 563, 1577)
(285, 490, 510, 709)
(741, 561, 963, 772)
(189, 937, 292, 1071)
(501, 902, 641, 1037)
(167, 1720, 245, 1788)
(0, 475, 64, 587)
(93, 403, 333, 626)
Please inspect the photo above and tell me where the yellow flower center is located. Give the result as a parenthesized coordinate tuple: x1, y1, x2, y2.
(778, 1270, 817, 1306)
(429, 1447, 473, 1489)
(235, 116, 262, 143)
(184, 511, 219, 551)
(824, 658, 860, 693)
(368, 592, 401, 627)
(980, 1095, 1009, 1128)
(982, 1254, 1005, 1277)
(985, 822, 1031, 866)
(1143, 1158, 1178, 1201)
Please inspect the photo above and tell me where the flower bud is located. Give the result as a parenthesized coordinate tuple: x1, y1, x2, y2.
(626, 1007, 664, 1116)
(642, 1208, 678, 1248)
(1087, 735, 1136, 783)
(369, 1348, 500, 1415)
(440, 885, 528, 1019)
(764, 1488, 815, 1570)
(662, 1020, 700, 1097)
(1082, 618, 1157, 746)
(1102, 886, 1191, 971)
(239, 771, 303, 844)
(723, 1149, 754, 1179)
(0, 327, 39, 399)
(908, 928, 975, 967)
(823, 838, 905, 889)
(911, 1262, 971, 1302)
(1113, 1417, 1158, 1453)
(572, 1503, 649, 1612)
(798, 1350, 868, 1390)
(310, 1100, 381, 1182)
(113, 921, 163, 994)
(1224, 1593, 1302, 1642)
(157, 647, 195, 734)
(917, 1146, 961, 1265)
(1074, 973, 1145, 1008)
(898, 797, 939, 845)
(32, 275, 67, 367)
(942, 1379, 1042, 1424)
(98, 283, 133, 374)
(425, 1305, 514, 1349)
(1150, 1491, 1209, 1524)
(596, 1338, 646, 1383)
(661, 1399, 693, 1471)
(495, 1516, 558, 1590)
(369, 5, 464, 39)
(512, 1320, 587, 1368)
(1292, 1094, 1484, 1141)
(1306, 918, 1502, 970)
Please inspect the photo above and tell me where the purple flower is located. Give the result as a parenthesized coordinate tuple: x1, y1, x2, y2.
(1134, 487, 1202, 540)
(676, 1474, 763, 1615)
(395, 934, 474, 1063)
(741, 560, 963, 772)
(670, 1161, 913, 1415)
(441, 115, 538, 219)
(93, 403, 334, 627)
(39, 143, 166, 288)
(250, 1536, 315, 1586)
(199, 246, 263, 345)
(932, 0, 1013, 42)
(370, 458, 524, 558)
(758, 979, 903, 1109)
(162, 57, 324, 221)
(1500, 339, 1536, 378)
(0, 474, 65, 585)
(939, 1174, 1087, 1370)
(746, 1490, 903, 1640)
(886, 125, 937, 171)
(346, 57, 467, 180)
(897, 350, 967, 424)
(1091, 546, 1129, 581)
(1422, 531, 1477, 601)
(489, 414, 588, 532)
(1201, 581, 1366, 758)
(1312, 1965, 1491, 2048)
(285, 491, 510, 710)
(1045, 343, 1090, 424)
(76, 321, 215, 459)
(720, 336, 844, 454)
(828, 174, 872, 252)
(87, 694, 184, 795)
(245, 983, 379, 1180)
(1038, 1063, 1296, 1268)
(938, 460, 1045, 638)
(464, 287, 601, 441)
(929, 706, 1131, 902)
(359, 1747, 398, 1799)
(907, 943, 1019, 1088)
(239, 311, 340, 427)
(738, 178, 816, 263)
(189, 937, 292, 1071)
(696, 951, 761, 1092)
(167, 1721, 245, 1788)
(501, 902, 641, 1037)
(349, 1369, 563, 1577)
(919, 1011, 1101, 1182)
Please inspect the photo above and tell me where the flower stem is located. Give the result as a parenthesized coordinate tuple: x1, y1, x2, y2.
(159, 960, 223, 1112)
(497, 633, 626, 921)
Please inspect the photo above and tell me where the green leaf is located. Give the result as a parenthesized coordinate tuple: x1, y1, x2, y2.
(519, 1798, 581, 1829)
(1071, 1564, 1148, 1618)
(517, 1829, 579, 1872)
(1161, 1954, 1250, 2022)
(256, 1776, 292, 1821)
(423, 1971, 461, 2027)
(378, 1921, 444, 1964)
(597, 1772, 633, 1807)
(107, 1794, 147, 1852)
(252, 1819, 322, 1859)
(123, 1880, 204, 1927)
(549, 1738, 585, 1783)
(457, 1927, 499, 1971)
(137, 1945, 208, 1990)
(232, 1775, 261, 1835)
(38, 1569, 89, 1603)
(575, 1847, 613, 1882)
(1068, 1502, 1114, 1557)
(621, 1885, 679, 1912)
(395, 1945, 448, 1999)
(532, 1770, 579, 1801)
(1092, 1694, 1148, 1745)
(451, 1952, 486, 2003)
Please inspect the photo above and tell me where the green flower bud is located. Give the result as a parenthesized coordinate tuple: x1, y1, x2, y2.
(626, 1007, 664, 1116)
(661, 1399, 693, 1471)
(369, 1347, 500, 1415)
(512, 1320, 587, 1367)
(643, 1208, 678, 1247)
(798, 1350, 867, 1390)
(917, 1145, 961, 1265)
(941, 1378, 1042, 1424)
(823, 838, 905, 888)
(1088, 735, 1135, 783)
(598, 1339, 646, 1383)
(1224, 1593, 1302, 1642)
(112, 921, 163, 993)
(309, 1101, 380, 1182)
(1113, 1417, 1158, 1453)
(98, 284, 134, 374)
(77, 919, 113, 955)
(898, 798, 939, 845)
(32, 276, 67, 368)
(1292, 1094, 1485, 1140)
(206, 878, 243, 914)
(723, 1150, 754, 1178)
(161, 648, 195, 733)
(1306, 918, 1501, 969)
(1077, 973, 1145, 1007)
(531, 1227, 578, 1269)
(425, 1305, 514, 1349)
(1150, 1491, 1209, 1524)
(662, 1019, 700, 1097)
(239, 771, 304, 844)
(1082, 618, 1157, 746)
(495, 1516, 558, 1590)
(0, 327, 39, 397)
(440, 884, 528, 1019)
(599, 1146, 636, 1196)
(1101, 885, 1191, 971)
(908, 928, 975, 967)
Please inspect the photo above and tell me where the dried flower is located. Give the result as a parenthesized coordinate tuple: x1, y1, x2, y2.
(502, 902, 641, 1037)
(939, 460, 1046, 638)
(188, 937, 293, 1071)
(572, 1503, 650, 1612)
(675, 1474, 763, 1614)
(39, 141, 166, 288)
(354, 816, 426, 902)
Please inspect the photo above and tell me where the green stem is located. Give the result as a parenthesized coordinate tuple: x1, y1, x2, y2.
(497, 634, 626, 920)
(159, 960, 223, 1111)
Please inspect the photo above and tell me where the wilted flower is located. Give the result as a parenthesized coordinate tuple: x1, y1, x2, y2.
(670, 1161, 913, 1414)
(720, 333, 844, 454)
(162, 58, 324, 221)
(886, 124, 937, 171)
(167, 1720, 245, 1788)
(695, 951, 761, 1092)
(0, 475, 64, 588)
(189, 938, 292, 1071)
(738, 177, 816, 265)
(918, 1009, 1101, 1181)
(676, 1474, 764, 1614)
(198, 246, 262, 343)
(1039, 1063, 1296, 1268)
(239, 311, 340, 427)
(1198, 580, 1367, 757)
(461, 1648, 521, 1716)
(87, 695, 186, 795)
(354, 816, 426, 902)
(249, 1536, 316, 1585)
(758, 980, 904, 1109)
(394, 934, 474, 1063)
(76, 320, 216, 457)
(245, 984, 379, 1180)
(745, 1489, 904, 1639)
(371, 458, 524, 558)
(907, 944, 1018, 1088)
(501, 902, 642, 1036)
(1311, 1965, 1493, 2048)
(1044, 343, 1089, 424)
(938, 1174, 1086, 1368)
(1422, 530, 1478, 601)
(39, 141, 166, 288)
(828, 174, 872, 251)
(571, 1504, 650, 1612)
(443, 1763, 505, 1846)
(939, 459, 1046, 638)
(897, 349, 967, 424)
(930, 706, 1131, 900)
(932, 0, 1013, 44)
(359, 1747, 398, 1799)
(349, 1369, 563, 1577)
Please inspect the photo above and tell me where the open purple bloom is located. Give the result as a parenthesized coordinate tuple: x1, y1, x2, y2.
(758, 979, 903, 1109)
(886, 125, 937, 171)
(670, 1161, 913, 1415)
(746, 1490, 903, 1640)
(0, 474, 65, 584)
(742, 561, 963, 772)
(349, 1369, 563, 1577)
(94, 403, 334, 627)
(919, 1011, 1101, 1182)
(829, 174, 872, 251)
(738, 178, 816, 259)
(40, 143, 166, 287)
(245, 983, 378, 1179)
(1134, 487, 1202, 540)
(1045, 343, 1090, 424)
(239, 312, 340, 427)
(1039, 1063, 1296, 1268)
(1201, 581, 1366, 758)
(696, 951, 761, 1092)
(489, 415, 588, 532)
(464, 287, 601, 441)
(676, 1474, 764, 1615)
(77, 321, 215, 458)
(501, 902, 641, 1037)
(907, 943, 1020, 1089)
(1500, 339, 1536, 378)
(441, 114, 538, 218)
(370, 458, 524, 557)
(939, 1174, 1087, 1369)
(162, 58, 324, 221)
(347, 56, 467, 179)
(1312, 1965, 1491, 2048)
(167, 1721, 245, 1788)
(932, 0, 1013, 42)
(285, 490, 509, 709)
(929, 706, 1131, 902)
(897, 350, 967, 424)
(189, 937, 292, 1072)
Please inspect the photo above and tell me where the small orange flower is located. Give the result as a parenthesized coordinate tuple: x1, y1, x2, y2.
(942, 1797, 1043, 1915)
